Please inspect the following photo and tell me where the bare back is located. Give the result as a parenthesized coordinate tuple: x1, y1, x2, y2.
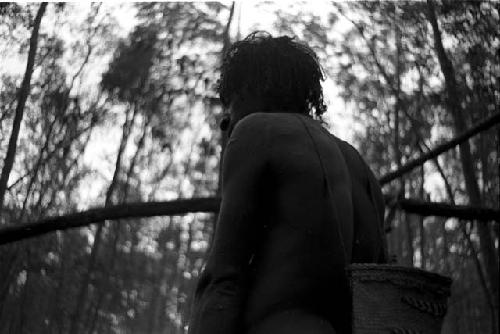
(188, 112, 386, 334)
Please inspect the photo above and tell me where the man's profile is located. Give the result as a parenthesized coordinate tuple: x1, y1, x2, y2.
(188, 31, 386, 334)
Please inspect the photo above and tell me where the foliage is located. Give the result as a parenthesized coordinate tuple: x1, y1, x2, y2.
(0, 2, 498, 333)
(331, 1, 498, 332)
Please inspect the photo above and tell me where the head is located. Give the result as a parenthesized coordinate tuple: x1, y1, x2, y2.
(218, 31, 327, 135)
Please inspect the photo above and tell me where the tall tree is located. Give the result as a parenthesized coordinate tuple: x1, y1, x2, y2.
(426, 1, 498, 331)
(0, 2, 47, 217)
(332, 1, 498, 332)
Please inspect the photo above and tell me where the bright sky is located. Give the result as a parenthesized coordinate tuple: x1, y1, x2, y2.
(1, 2, 355, 142)
(77, 1, 359, 206)
(102, 1, 357, 140)
(1, 2, 450, 207)
(0, 2, 386, 208)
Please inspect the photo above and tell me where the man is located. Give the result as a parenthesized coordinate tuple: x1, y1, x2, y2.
(188, 32, 386, 334)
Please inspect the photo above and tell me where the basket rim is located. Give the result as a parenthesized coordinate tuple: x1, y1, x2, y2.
(347, 263, 452, 285)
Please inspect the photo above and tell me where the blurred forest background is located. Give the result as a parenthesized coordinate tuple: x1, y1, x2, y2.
(0, 1, 498, 333)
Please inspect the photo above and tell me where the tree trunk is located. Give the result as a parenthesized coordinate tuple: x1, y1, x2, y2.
(423, 124, 497, 334)
(426, 1, 498, 331)
(69, 105, 137, 334)
(17, 244, 33, 334)
(18, 116, 58, 221)
(0, 2, 47, 216)
(419, 166, 426, 269)
(49, 234, 68, 334)
(87, 112, 151, 326)
(418, 142, 450, 272)
(123, 113, 151, 201)
(0, 244, 19, 320)
(394, 4, 413, 267)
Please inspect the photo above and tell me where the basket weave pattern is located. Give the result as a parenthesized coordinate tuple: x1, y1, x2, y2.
(348, 264, 452, 334)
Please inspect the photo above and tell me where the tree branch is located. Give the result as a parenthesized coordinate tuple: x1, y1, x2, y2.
(1, 110, 499, 244)
(398, 199, 499, 222)
(0, 198, 220, 245)
(1, 197, 498, 245)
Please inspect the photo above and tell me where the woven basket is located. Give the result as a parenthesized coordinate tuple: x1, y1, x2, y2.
(348, 264, 452, 334)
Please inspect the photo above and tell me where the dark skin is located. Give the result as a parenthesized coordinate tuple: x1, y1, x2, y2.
(224, 91, 267, 136)
(188, 94, 386, 334)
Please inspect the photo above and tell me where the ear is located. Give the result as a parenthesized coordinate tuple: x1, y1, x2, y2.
(220, 114, 231, 131)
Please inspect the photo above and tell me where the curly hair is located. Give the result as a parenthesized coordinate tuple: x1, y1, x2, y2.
(218, 31, 327, 119)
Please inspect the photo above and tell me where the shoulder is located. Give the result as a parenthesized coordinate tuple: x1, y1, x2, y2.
(231, 112, 273, 134)
(228, 113, 273, 149)
(234, 112, 320, 139)
(234, 112, 313, 130)
(334, 137, 357, 156)
(334, 137, 365, 167)
(230, 112, 296, 145)
(334, 137, 379, 186)
(223, 114, 271, 170)
(344, 142, 382, 199)
(224, 113, 274, 160)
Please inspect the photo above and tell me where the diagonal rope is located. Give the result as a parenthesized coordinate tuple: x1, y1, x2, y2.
(379, 111, 500, 185)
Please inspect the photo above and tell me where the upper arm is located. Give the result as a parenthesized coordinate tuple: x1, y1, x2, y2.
(211, 113, 270, 270)
(221, 114, 269, 203)
(189, 114, 271, 334)
(335, 138, 387, 263)
(363, 157, 387, 263)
